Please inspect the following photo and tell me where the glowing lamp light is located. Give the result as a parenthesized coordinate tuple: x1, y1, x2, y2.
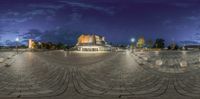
(16, 37, 19, 42)
(131, 38, 135, 43)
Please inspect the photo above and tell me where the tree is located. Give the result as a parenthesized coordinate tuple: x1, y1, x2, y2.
(174, 44, 179, 50)
(153, 38, 165, 49)
(146, 40, 153, 48)
(167, 45, 171, 50)
(56, 42, 65, 49)
(31, 42, 37, 49)
(137, 37, 145, 48)
(168, 43, 179, 50)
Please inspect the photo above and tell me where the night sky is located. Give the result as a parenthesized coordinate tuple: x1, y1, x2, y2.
(1, 0, 200, 45)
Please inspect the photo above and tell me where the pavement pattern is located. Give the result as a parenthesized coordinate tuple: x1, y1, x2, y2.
(0, 50, 200, 99)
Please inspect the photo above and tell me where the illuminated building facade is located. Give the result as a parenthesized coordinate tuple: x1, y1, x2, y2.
(76, 34, 111, 51)
(28, 39, 35, 49)
(28, 39, 56, 49)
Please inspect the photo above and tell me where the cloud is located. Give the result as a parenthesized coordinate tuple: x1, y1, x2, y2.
(0, 9, 57, 25)
(6, 11, 20, 16)
(171, 3, 194, 8)
(20, 28, 82, 45)
(70, 12, 82, 22)
(131, 0, 198, 8)
(22, 9, 58, 18)
(0, 10, 32, 24)
(131, 0, 198, 3)
(186, 16, 200, 21)
(193, 33, 200, 41)
(180, 33, 200, 45)
(180, 40, 199, 45)
(162, 19, 172, 25)
(59, 1, 115, 15)
(29, 4, 65, 10)
(0, 2, 66, 25)
(40, 29, 81, 44)
(0, 17, 32, 24)
(4, 40, 16, 46)
(22, 29, 42, 40)
(24, 9, 46, 16)
(0, 0, 115, 26)
(16, 17, 33, 23)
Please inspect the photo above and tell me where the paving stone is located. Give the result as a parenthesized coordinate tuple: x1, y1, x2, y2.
(0, 51, 200, 99)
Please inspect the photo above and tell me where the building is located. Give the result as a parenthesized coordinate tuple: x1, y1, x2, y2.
(28, 39, 35, 49)
(184, 45, 200, 50)
(76, 34, 111, 51)
(28, 39, 57, 49)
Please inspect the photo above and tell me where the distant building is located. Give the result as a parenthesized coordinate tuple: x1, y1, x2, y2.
(76, 34, 111, 51)
(185, 45, 200, 50)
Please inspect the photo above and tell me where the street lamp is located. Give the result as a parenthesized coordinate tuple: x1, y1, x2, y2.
(131, 38, 135, 43)
(16, 37, 19, 54)
(131, 38, 135, 53)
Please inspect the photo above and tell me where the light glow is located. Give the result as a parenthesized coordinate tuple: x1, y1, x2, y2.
(131, 38, 135, 43)
(16, 37, 19, 42)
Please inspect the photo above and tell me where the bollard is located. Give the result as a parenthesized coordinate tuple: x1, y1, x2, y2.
(143, 57, 148, 61)
(180, 61, 187, 67)
(0, 58, 4, 63)
(156, 59, 163, 66)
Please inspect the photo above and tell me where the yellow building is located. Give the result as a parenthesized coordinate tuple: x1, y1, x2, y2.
(76, 34, 111, 51)
(77, 35, 96, 45)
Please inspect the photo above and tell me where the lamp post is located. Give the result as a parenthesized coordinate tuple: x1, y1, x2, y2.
(16, 37, 19, 54)
(131, 38, 135, 53)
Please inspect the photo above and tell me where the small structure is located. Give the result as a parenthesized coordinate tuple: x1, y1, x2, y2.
(76, 34, 111, 51)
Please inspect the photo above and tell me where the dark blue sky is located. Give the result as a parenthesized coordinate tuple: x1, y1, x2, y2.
(1, 0, 200, 45)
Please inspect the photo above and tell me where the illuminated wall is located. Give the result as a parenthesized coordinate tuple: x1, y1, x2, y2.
(28, 39, 33, 49)
(77, 34, 105, 45)
(28, 39, 36, 49)
(78, 35, 93, 44)
(76, 34, 110, 51)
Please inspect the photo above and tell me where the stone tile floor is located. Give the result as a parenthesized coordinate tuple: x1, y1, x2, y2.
(0, 50, 200, 99)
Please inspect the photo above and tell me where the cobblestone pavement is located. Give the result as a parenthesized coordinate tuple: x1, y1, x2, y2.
(0, 50, 200, 99)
